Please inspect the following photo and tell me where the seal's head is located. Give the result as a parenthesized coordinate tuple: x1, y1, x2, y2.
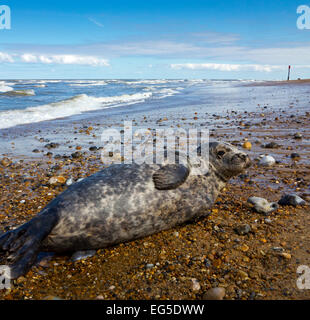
(207, 141, 252, 181)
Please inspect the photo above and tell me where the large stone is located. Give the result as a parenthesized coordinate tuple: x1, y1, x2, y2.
(278, 194, 306, 207)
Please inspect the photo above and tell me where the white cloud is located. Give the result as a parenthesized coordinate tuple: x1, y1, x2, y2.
(170, 63, 286, 72)
(0, 52, 14, 63)
(20, 53, 38, 63)
(88, 17, 104, 28)
(20, 54, 109, 66)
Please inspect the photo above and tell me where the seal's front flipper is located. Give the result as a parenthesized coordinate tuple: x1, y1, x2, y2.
(153, 164, 190, 190)
(0, 210, 58, 279)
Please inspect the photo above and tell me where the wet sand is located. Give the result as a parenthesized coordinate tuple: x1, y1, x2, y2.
(0, 84, 310, 300)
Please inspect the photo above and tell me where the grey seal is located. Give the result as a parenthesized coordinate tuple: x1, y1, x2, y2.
(0, 141, 251, 279)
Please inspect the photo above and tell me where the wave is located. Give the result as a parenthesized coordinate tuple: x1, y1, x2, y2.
(17, 80, 61, 85)
(0, 92, 152, 129)
(0, 81, 14, 93)
(157, 88, 181, 98)
(0, 89, 35, 96)
(68, 80, 107, 87)
(116, 79, 186, 86)
(143, 87, 182, 98)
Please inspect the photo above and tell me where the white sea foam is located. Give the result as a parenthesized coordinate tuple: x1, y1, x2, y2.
(0, 81, 14, 93)
(119, 79, 182, 85)
(68, 80, 107, 87)
(157, 88, 181, 98)
(0, 92, 152, 129)
(142, 86, 183, 98)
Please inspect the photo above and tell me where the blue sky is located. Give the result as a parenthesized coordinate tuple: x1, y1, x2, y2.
(1, 0, 310, 79)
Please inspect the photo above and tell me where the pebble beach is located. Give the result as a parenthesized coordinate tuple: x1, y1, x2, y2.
(0, 79, 309, 300)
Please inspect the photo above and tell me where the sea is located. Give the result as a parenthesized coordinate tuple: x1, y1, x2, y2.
(1, 78, 310, 133)
(0, 79, 261, 130)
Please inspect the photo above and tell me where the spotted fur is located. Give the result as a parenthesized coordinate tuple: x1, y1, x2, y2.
(0, 141, 251, 278)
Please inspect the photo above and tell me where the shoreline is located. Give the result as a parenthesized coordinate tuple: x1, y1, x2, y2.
(244, 78, 310, 87)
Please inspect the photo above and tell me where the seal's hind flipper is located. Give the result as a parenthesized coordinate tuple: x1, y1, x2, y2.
(0, 210, 58, 279)
(153, 164, 190, 190)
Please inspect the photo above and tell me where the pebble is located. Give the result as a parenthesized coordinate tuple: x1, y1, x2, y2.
(48, 176, 66, 185)
(203, 287, 225, 300)
(146, 263, 154, 269)
(44, 143, 59, 149)
(234, 224, 251, 235)
(66, 178, 74, 186)
(242, 141, 252, 150)
(247, 196, 278, 215)
(238, 270, 249, 279)
(278, 194, 306, 206)
(71, 250, 96, 262)
(258, 155, 276, 167)
(16, 276, 27, 284)
(204, 258, 211, 268)
(240, 244, 249, 252)
(293, 133, 302, 139)
(0, 157, 12, 167)
(263, 142, 280, 149)
(191, 278, 201, 291)
(71, 151, 82, 159)
(290, 153, 301, 160)
(280, 252, 292, 259)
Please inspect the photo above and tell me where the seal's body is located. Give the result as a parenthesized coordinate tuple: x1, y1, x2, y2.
(0, 142, 251, 278)
(41, 163, 221, 252)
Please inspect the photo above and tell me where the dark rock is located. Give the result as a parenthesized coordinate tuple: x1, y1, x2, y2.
(234, 224, 251, 235)
(204, 258, 211, 268)
(51, 165, 61, 171)
(291, 153, 300, 159)
(263, 142, 281, 149)
(278, 194, 306, 206)
(238, 174, 249, 180)
(71, 151, 82, 159)
(293, 133, 302, 139)
(45, 143, 59, 149)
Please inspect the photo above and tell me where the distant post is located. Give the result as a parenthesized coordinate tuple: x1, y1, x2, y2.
(287, 65, 291, 81)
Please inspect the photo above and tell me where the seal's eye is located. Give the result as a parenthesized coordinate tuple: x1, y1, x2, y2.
(217, 150, 226, 159)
